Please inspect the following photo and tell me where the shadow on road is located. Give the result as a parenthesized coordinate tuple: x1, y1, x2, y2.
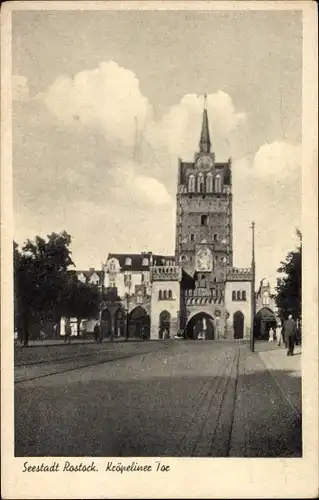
(15, 368, 302, 458)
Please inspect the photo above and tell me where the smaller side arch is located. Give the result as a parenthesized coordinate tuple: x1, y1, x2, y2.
(233, 310, 244, 339)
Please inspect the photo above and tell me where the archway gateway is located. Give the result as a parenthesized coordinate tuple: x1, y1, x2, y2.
(128, 306, 150, 339)
(233, 311, 244, 339)
(254, 307, 276, 340)
(186, 312, 215, 340)
(159, 310, 171, 339)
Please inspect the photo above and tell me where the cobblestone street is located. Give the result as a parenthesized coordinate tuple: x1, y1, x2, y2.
(15, 341, 301, 457)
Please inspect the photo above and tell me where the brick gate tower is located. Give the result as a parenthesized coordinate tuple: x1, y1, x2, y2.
(175, 95, 237, 339)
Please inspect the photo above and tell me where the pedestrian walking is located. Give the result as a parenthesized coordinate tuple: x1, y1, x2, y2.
(276, 322, 283, 346)
(93, 322, 100, 343)
(268, 327, 275, 343)
(284, 314, 297, 356)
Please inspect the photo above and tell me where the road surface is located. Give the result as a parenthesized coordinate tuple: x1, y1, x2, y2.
(15, 340, 302, 457)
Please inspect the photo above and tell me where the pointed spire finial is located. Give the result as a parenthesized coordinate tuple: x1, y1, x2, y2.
(204, 93, 208, 110)
(199, 94, 211, 153)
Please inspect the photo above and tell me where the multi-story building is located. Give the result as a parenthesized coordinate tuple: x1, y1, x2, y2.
(69, 97, 255, 341)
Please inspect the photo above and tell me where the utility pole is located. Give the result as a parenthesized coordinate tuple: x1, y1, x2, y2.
(250, 222, 256, 352)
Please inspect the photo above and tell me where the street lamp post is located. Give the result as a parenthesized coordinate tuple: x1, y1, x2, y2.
(250, 221, 256, 353)
(124, 276, 132, 341)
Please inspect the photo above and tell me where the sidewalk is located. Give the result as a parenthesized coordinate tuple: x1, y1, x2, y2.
(229, 345, 302, 457)
(257, 343, 301, 415)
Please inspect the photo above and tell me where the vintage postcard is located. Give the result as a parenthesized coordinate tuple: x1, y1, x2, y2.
(1, 1, 318, 498)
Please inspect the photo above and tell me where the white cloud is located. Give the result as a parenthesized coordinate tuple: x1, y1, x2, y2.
(133, 176, 172, 206)
(42, 61, 152, 148)
(253, 141, 301, 180)
(12, 75, 29, 102)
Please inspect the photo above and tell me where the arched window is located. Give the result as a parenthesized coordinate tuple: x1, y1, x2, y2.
(215, 174, 221, 193)
(197, 173, 204, 193)
(168, 290, 172, 299)
(163, 290, 167, 300)
(188, 174, 195, 192)
(125, 257, 132, 266)
(136, 292, 143, 304)
(263, 292, 269, 306)
(201, 215, 208, 226)
(242, 290, 247, 301)
(232, 290, 236, 301)
(236, 291, 241, 301)
(206, 172, 213, 193)
(158, 290, 163, 300)
(142, 257, 149, 266)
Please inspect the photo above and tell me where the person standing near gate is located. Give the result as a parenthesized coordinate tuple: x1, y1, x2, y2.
(276, 321, 283, 346)
(284, 314, 297, 356)
(268, 327, 275, 343)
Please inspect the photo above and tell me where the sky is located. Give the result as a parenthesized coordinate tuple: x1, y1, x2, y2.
(12, 8, 302, 287)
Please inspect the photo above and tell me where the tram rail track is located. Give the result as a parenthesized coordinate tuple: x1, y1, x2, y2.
(14, 343, 173, 384)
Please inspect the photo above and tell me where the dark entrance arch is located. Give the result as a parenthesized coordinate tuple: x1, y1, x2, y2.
(159, 310, 171, 339)
(114, 308, 125, 337)
(254, 307, 276, 340)
(233, 311, 244, 339)
(186, 312, 214, 340)
(101, 308, 111, 339)
(128, 306, 150, 339)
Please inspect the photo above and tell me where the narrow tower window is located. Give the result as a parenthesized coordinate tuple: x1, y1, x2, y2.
(197, 173, 204, 193)
(206, 172, 213, 193)
(215, 174, 222, 193)
(188, 174, 195, 192)
(201, 215, 208, 226)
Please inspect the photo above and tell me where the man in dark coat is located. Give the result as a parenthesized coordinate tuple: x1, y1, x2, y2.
(284, 314, 297, 356)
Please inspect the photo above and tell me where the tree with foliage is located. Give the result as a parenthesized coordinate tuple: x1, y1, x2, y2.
(61, 272, 101, 335)
(14, 231, 74, 345)
(275, 230, 302, 321)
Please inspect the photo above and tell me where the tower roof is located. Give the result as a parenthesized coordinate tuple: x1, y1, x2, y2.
(199, 94, 211, 153)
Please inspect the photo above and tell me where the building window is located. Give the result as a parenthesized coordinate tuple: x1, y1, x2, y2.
(142, 257, 149, 266)
(197, 173, 204, 193)
(215, 174, 221, 193)
(190, 233, 195, 241)
(168, 290, 172, 299)
(242, 290, 246, 301)
(206, 172, 213, 193)
(136, 292, 143, 304)
(213, 233, 218, 241)
(125, 257, 132, 266)
(232, 291, 236, 301)
(163, 290, 168, 300)
(236, 291, 241, 301)
(188, 174, 195, 192)
(201, 215, 208, 226)
(263, 292, 270, 306)
(158, 290, 163, 300)
(109, 280, 116, 288)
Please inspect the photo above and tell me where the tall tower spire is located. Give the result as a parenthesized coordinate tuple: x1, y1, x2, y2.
(199, 94, 211, 153)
